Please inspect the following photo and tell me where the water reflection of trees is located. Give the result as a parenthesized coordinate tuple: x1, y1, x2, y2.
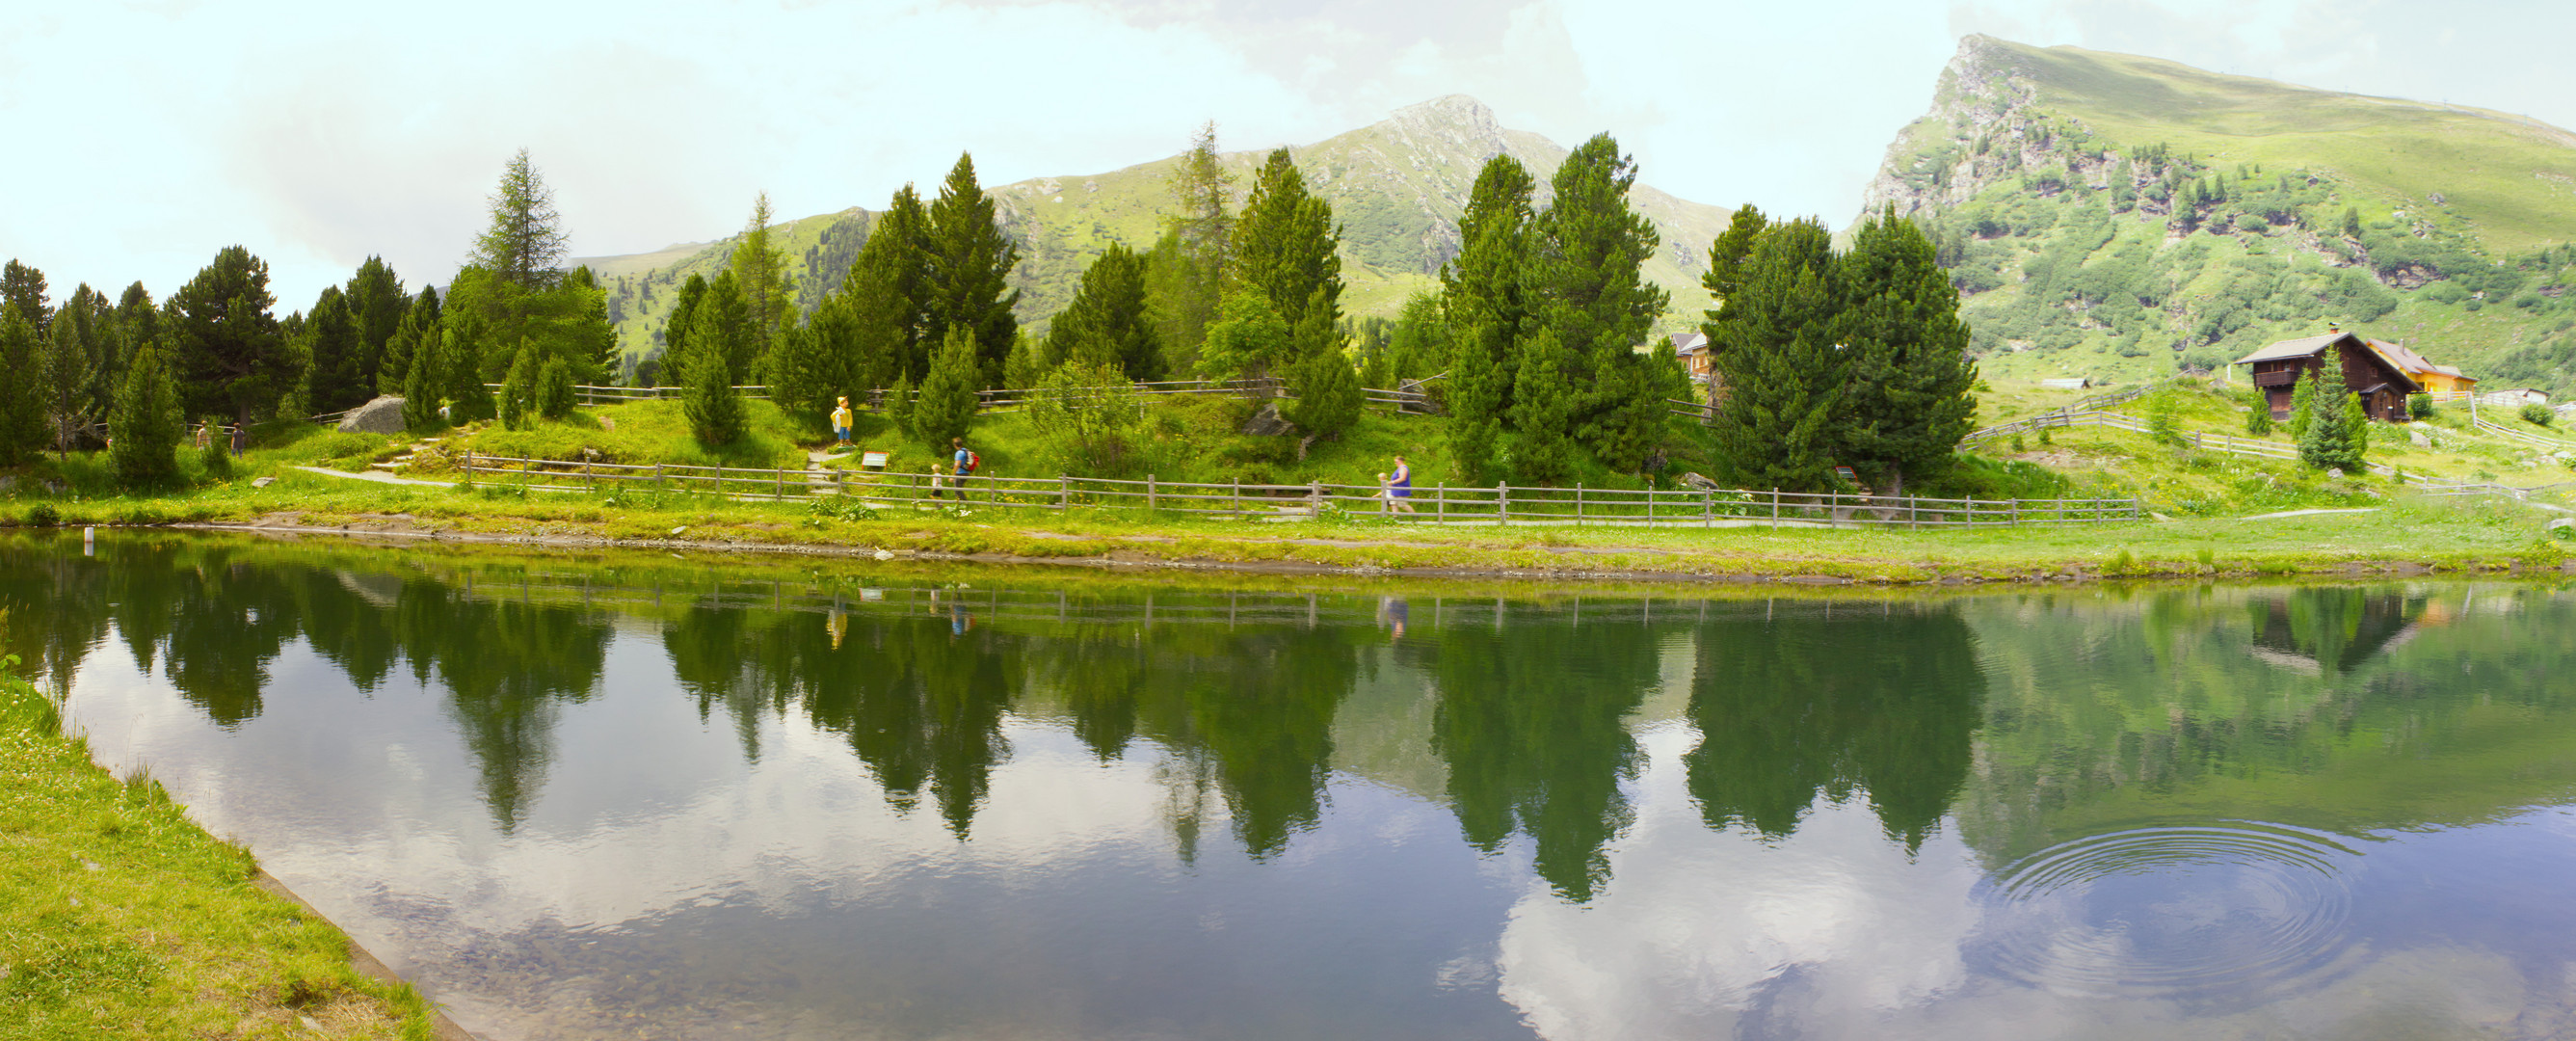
(1406, 603, 1680, 902)
(1685, 601, 1985, 851)
(0, 537, 613, 830)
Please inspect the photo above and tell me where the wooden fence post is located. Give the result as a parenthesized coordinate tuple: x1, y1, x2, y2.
(463, 449, 474, 485)
(714, 463, 723, 499)
(1498, 483, 1509, 525)
(1436, 483, 1446, 523)
(1309, 480, 1323, 516)
(1233, 477, 1241, 516)
(775, 467, 784, 500)
(1059, 474, 1070, 511)
(1575, 484, 1583, 525)
(653, 463, 663, 491)
(1148, 474, 1157, 514)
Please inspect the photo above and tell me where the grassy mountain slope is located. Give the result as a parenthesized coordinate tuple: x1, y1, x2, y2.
(579, 96, 1730, 375)
(1865, 36, 2576, 392)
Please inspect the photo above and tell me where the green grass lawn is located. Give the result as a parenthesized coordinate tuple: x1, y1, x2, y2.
(0, 674, 438, 1039)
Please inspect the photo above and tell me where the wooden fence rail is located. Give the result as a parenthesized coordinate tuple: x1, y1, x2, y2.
(452, 451, 2143, 528)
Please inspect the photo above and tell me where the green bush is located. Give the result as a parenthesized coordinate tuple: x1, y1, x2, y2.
(2408, 393, 2434, 419)
(2522, 402, 2554, 426)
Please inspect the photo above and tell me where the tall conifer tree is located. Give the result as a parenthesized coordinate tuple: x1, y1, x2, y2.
(1509, 329, 1581, 485)
(1707, 219, 1846, 492)
(0, 305, 47, 465)
(1149, 121, 1235, 369)
(1230, 148, 1342, 335)
(300, 285, 368, 414)
(731, 192, 798, 360)
(1045, 243, 1159, 380)
(168, 246, 292, 424)
(109, 343, 183, 487)
(345, 255, 407, 392)
(1832, 208, 1978, 495)
(846, 188, 935, 380)
(924, 153, 1022, 385)
(0, 260, 49, 339)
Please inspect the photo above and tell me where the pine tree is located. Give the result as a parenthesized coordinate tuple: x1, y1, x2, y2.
(2341, 206, 2363, 239)
(0, 304, 47, 465)
(469, 148, 570, 290)
(38, 286, 104, 453)
(688, 271, 756, 385)
(1701, 203, 1770, 329)
(109, 343, 183, 487)
(1442, 155, 1536, 408)
(1708, 219, 1846, 492)
(379, 284, 439, 395)
(731, 192, 798, 360)
(538, 356, 575, 420)
(500, 338, 540, 431)
(855, 186, 936, 380)
(168, 246, 292, 424)
(1526, 133, 1667, 451)
(1045, 242, 1159, 379)
(1003, 330, 1046, 389)
(440, 312, 496, 422)
(885, 371, 918, 439)
(2298, 364, 2364, 472)
(2287, 365, 2320, 440)
(300, 286, 367, 414)
(345, 255, 407, 392)
(682, 333, 746, 446)
(560, 266, 618, 383)
(1832, 207, 1978, 495)
(1509, 330, 1580, 486)
(1283, 327, 1360, 444)
(924, 153, 1022, 385)
(660, 274, 708, 388)
(1385, 291, 1450, 384)
(1444, 321, 1508, 486)
(401, 321, 445, 433)
(1230, 147, 1342, 334)
(914, 325, 983, 450)
(1588, 337, 1690, 475)
(0, 260, 49, 338)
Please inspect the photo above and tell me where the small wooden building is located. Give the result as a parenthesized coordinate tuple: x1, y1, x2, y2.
(2233, 331, 2421, 422)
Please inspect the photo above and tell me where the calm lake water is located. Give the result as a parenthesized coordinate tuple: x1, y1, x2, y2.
(12, 532, 2576, 1040)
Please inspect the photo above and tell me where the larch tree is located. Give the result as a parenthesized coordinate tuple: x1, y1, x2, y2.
(730, 192, 798, 360)
(923, 153, 1022, 385)
(1149, 121, 1235, 370)
(469, 148, 570, 291)
(1045, 242, 1159, 380)
(1706, 219, 1846, 493)
(1831, 208, 1978, 495)
(167, 246, 292, 425)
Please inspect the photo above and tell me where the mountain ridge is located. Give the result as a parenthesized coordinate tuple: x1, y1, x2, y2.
(579, 96, 1732, 370)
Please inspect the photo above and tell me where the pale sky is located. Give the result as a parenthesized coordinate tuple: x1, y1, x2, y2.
(5, 0, 2570, 311)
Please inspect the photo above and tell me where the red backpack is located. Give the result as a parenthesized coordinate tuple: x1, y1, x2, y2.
(964, 450, 980, 473)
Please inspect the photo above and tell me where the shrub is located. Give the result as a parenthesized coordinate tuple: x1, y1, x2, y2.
(2521, 402, 2553, 426)
(27, 503, 60, 527)
(2408, 393, 2434, 420)
(2245, 405, 2274, 436)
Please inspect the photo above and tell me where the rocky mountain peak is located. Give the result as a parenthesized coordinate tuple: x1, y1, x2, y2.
(1380, 94, 1510, 157)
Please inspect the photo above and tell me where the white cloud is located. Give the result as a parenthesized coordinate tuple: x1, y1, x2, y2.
(3, 0, 2571, 311)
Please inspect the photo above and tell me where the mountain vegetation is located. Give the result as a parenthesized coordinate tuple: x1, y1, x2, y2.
(1865, 36, 2576, 392)
(576, 96, 1734, 377)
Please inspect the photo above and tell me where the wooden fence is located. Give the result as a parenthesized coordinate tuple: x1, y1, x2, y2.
(452, 451, 2141, 528)
(497, 376, 1453, 415)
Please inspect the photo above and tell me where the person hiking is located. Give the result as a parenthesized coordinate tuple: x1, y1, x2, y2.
(830, 396, 855, 447)
(1388, 455, 1417, 514)
(950, 437, 978, 501)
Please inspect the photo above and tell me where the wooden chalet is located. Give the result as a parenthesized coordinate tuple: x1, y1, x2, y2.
(2232, 330, 2421, 422)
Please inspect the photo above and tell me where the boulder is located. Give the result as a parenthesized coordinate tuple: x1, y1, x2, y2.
(2410, 430, 2431, 448)
(338, 395, 407, 435)
(1678, 471, 1723, 491)
(1240, 402, 1299, 438)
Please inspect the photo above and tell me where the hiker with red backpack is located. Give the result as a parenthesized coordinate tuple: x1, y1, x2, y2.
(947, 437, 979, 500)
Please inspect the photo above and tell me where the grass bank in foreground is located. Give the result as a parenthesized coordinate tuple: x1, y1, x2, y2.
(0, 676, 440, 1039)
(9, 468, 2569, 583)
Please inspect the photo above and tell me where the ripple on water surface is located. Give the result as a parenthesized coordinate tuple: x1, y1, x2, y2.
(1972, 821, 2365, 1003)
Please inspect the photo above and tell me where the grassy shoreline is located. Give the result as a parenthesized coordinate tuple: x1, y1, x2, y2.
(13, 472, 2568, 585)
(0, 676, 445, 1039)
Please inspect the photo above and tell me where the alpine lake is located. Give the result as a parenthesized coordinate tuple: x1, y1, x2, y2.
(13, 530, 2576, 1040)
